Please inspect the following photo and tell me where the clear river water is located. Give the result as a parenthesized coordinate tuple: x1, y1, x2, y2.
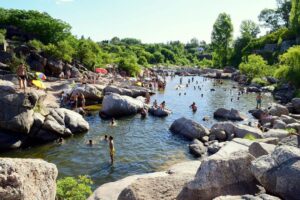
(0, 76, 274, 188)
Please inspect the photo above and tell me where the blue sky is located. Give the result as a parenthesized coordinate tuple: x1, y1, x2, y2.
(0, 0, 277, 43)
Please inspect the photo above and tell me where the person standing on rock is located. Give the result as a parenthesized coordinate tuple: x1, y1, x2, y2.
(256, 92, 262, 109)
(109, 136, 115, 164)
(17, 63, 27, 92)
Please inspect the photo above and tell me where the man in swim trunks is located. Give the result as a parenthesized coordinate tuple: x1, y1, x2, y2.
(16, 63, 27, 91)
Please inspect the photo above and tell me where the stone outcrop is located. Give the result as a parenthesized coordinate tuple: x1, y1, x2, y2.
(100, 93, 144, 118)
(103, 85, 152, 98)
(189, 139, 207, 157)
(251, 145, 300, 200)
(170, 117, 209, 140)
(214, 108, 245, 121)
(0, 158, 58, 200)
(268, 103, 289, 117)
(88, 161, 201, 200)
(249, 142, 276, 158)
(178, 140, 259, 200)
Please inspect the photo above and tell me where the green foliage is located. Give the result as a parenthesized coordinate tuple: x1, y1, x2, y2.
(278, 45, 300, 86)
(56, 175, 93, 200)
(27, 39, 45, 52)
(243, 133, 257, 141)
(290, 0, 300, 34)
(239, 54, 269, 80)
(211, 13, 234, 67)
(252, 77, 269, 86)
(240, 20, 260, 38)
(274, 64, 290, 80)
(286, 128, 297, 135)
(117, 56, 141, 76)
(0, 29, 6, 44)
(9, 55, 26, 73)
(198, 58, 213, 68)
(44, 40, 75, 63)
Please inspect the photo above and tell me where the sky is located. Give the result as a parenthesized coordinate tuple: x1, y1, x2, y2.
(0, 0, 277, 43)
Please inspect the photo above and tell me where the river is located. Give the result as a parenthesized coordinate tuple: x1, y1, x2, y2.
(0, 76, 274, 188)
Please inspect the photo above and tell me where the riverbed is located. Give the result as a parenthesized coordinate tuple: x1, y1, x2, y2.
(0, 76, 274, 187)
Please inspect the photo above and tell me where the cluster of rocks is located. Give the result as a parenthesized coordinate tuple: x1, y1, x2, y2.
(89, 138, 300, 200)
(0, 81, 89, 150)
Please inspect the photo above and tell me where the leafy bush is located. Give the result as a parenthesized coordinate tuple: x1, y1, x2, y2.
(56, 175, 93, 200)
(274, 65, 290, 80)
(44, 40, 75, 62)
(244, 133, 257, 141)
(27, 39, 45, 52)
(0, 29, 6, 44)
(198, 58, 213, 68)
(252, 77, 269, 86)
(239, 54, 269, 80)
(117, 56, 141, 77)
(278, 46, 300, 86)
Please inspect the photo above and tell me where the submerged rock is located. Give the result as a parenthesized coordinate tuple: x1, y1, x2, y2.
(170, 117, 209, 140)
(0, 158, 58, 200)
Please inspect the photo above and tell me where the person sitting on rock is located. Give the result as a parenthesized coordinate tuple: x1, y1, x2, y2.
(78, 93, 86, 108)
(145, 92, 150, 104)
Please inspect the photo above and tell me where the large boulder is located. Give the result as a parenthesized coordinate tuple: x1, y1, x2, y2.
(214, 108, 245, 121)
(268, 103, 289, 117)
(189, 139, 207, 157)
(249, 142, 276, 158)
(170, 117, 209, 140)
(103, 85, 151, 98)
(251, 145, 300, 200)
(234, 124, 263, 139)
(291, 98, 300, 114)
(263, 129, 289, 140)
(0, 131, 26, 150)
(45, 59, 64, 77)
(100, 93, 144, 118)
(88, 161, 201, 200)
(0, 158, 58, 200)
(71, 85, 102, 101)
(178, 143, 258, 200)
(148, 107, 171, 117)
(32, 108, 89, 142)
(0, 90, 38, 134)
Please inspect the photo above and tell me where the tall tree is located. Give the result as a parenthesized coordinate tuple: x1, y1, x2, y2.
(290, 0, 300, 34)
(240, 20, 260, 38)
(211, 13, 233, 67)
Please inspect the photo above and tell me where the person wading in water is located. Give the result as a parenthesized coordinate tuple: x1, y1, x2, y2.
(109, 136, 115, 164)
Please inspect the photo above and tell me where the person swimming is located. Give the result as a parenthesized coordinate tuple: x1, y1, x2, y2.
(110, 118, 116, 126)
(109, 136, 115, 164)
(88, 139, 93, 146)
(190, 102, 197, 112)
(153, 100, 158, 108)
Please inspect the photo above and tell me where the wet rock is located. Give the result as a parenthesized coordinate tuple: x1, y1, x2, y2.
(100, 93, 144, 118)
(170, 117, 209, 140)
(268, 103, 289, 117)
(0, 158, 58, 200)
(249, 142, 276, 158)
(249, 109, 265, 119)
(214, 108, 246, 121)
(0, 131, 26, 151)
(148, 107, 171, 117)
(251, 145, 300, 200)
(189, 139, 207, 157)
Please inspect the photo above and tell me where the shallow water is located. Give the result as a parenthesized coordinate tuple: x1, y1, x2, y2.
(0, 76, 274, 187)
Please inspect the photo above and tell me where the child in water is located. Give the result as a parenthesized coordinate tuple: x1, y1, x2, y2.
(109, 136, 115, 164)
(110, 118, 116, 126)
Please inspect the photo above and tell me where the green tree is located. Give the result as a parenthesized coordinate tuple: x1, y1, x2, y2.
(278, 46, 300, 86)
(211, 13, 234, 67)
(239, 54, 269, 80)
(240, 20, 260, 38)
(56, 175, 93, 200)
(44, 40, 75, 63)
(290, 0, 300, 34)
